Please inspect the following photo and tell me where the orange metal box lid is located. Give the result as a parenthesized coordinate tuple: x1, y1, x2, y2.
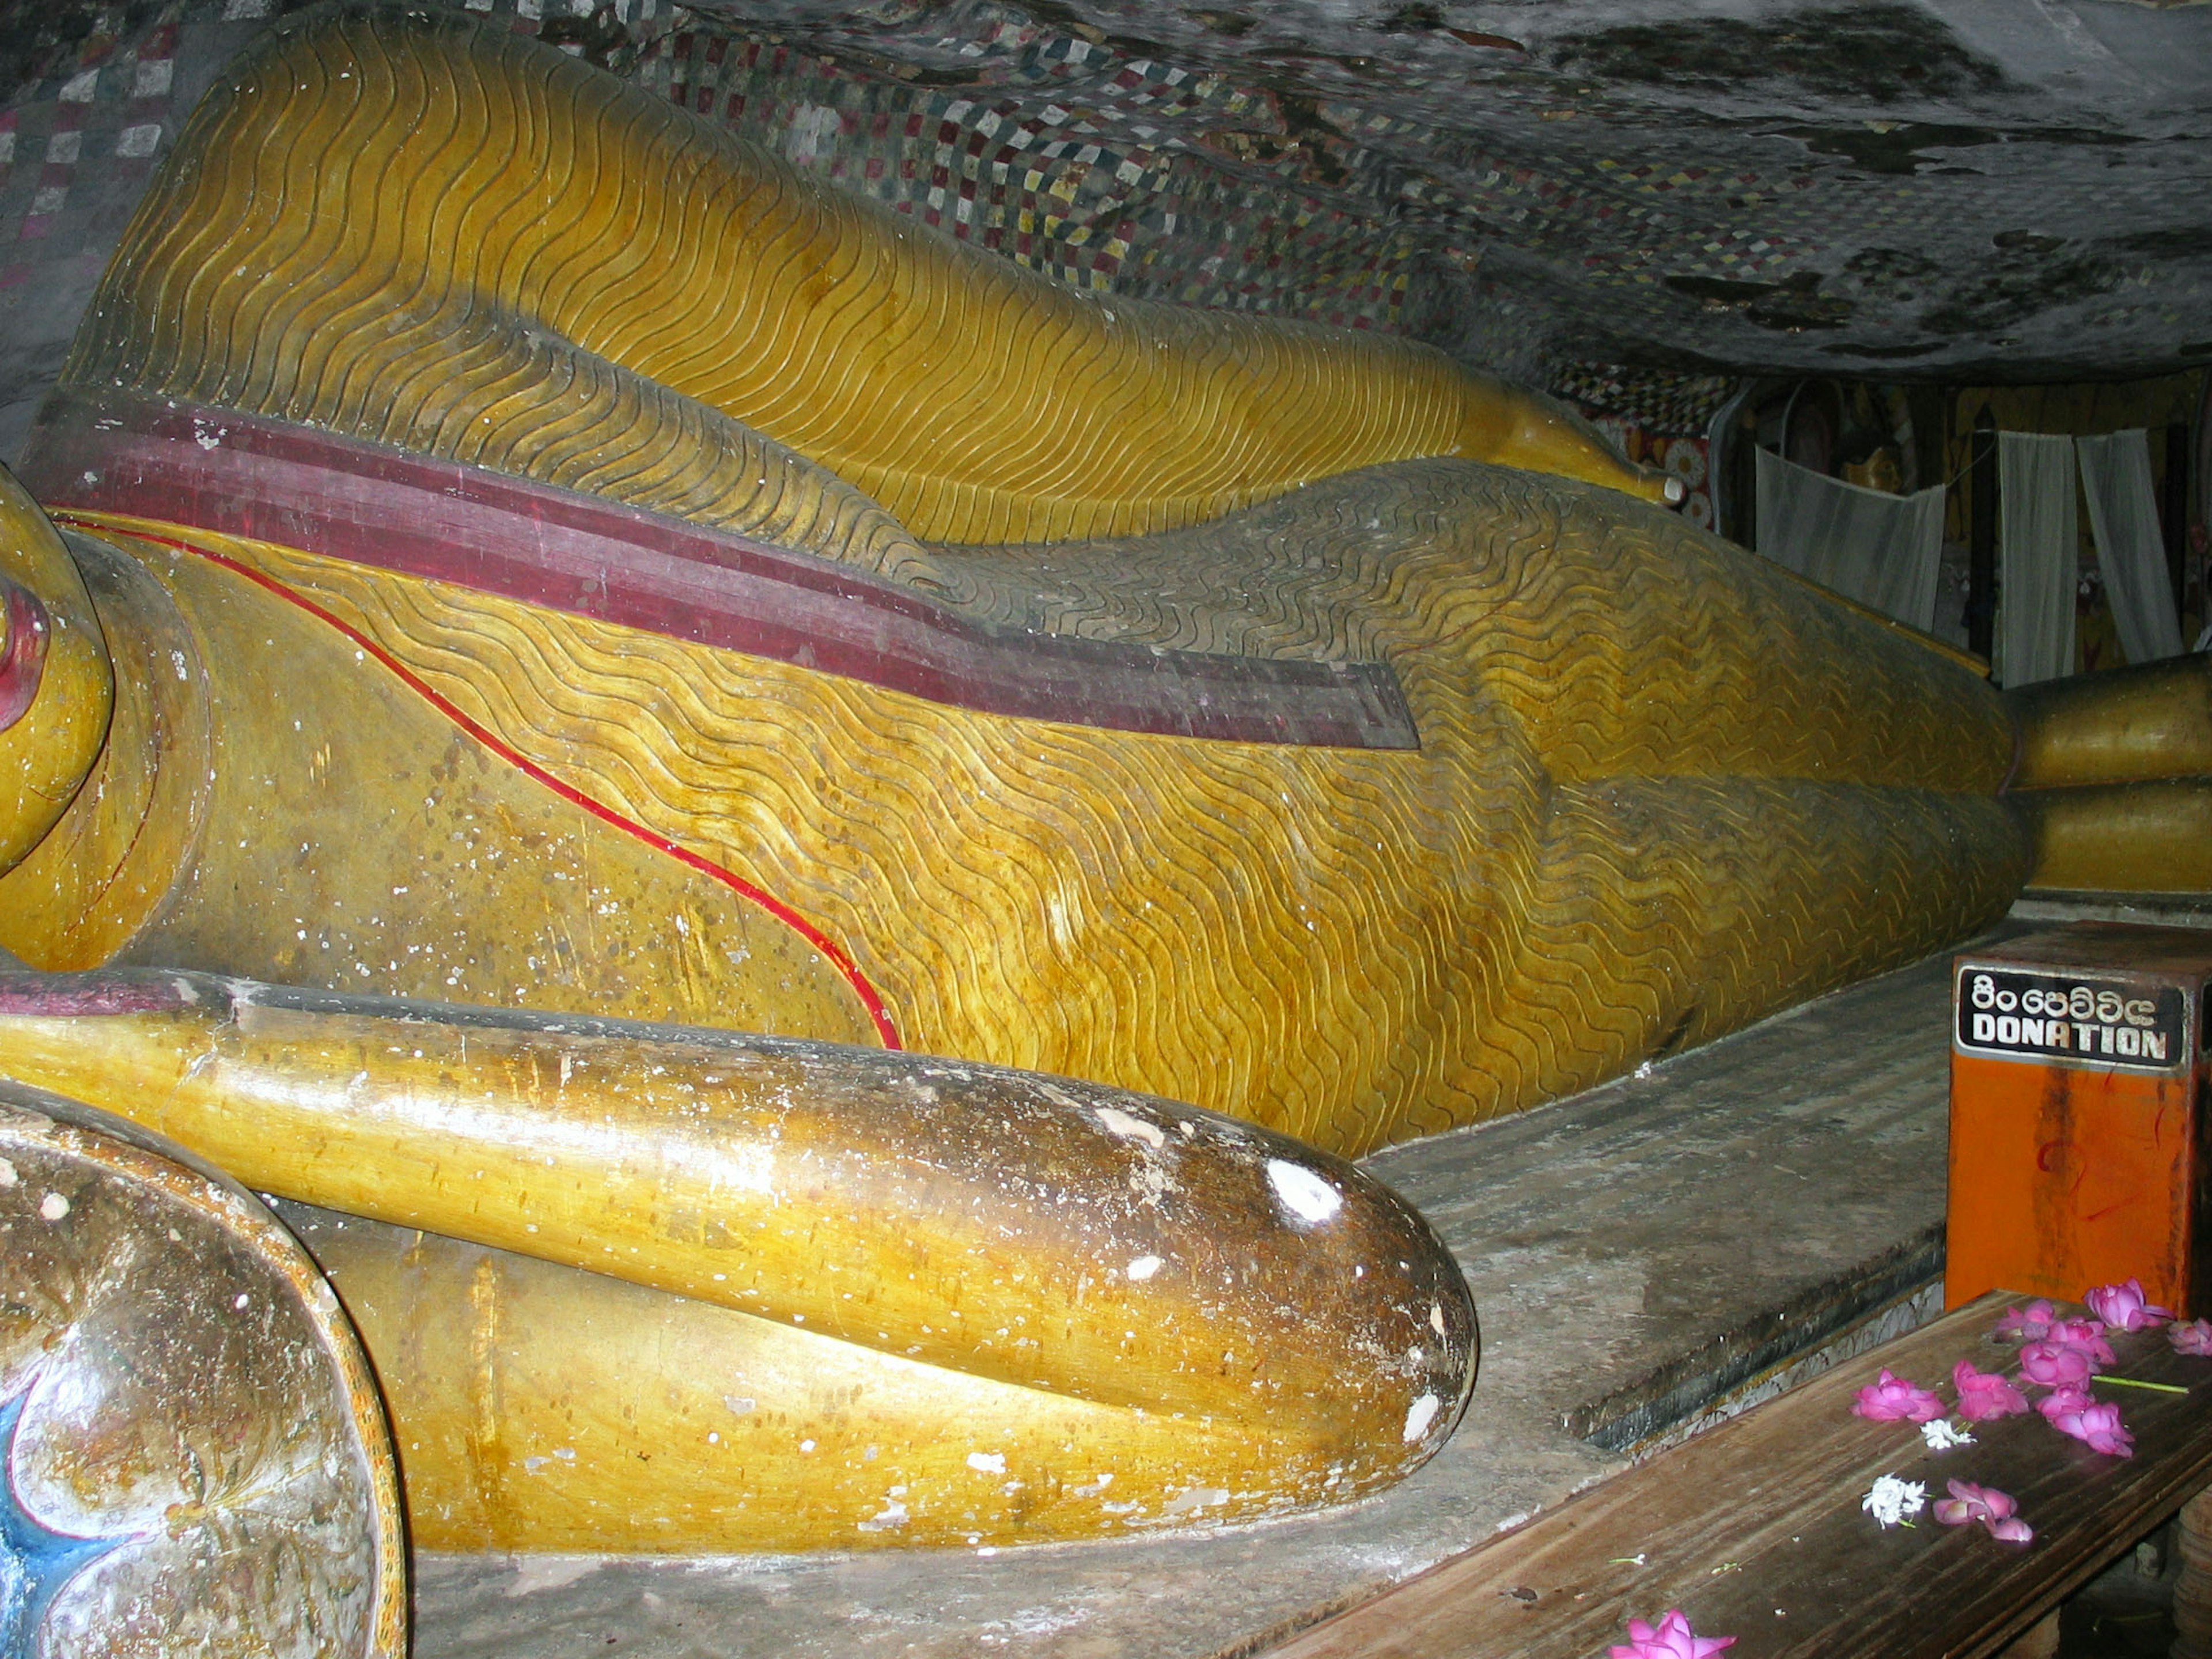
(1955, 922, 2212, 982)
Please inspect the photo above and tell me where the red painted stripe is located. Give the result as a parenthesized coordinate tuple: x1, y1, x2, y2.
(21, 389, 1420, 752)
(61, 516, 901, 1050)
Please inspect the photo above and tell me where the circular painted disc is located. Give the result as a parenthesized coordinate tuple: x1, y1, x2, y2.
(0, 1081, 404, 1658)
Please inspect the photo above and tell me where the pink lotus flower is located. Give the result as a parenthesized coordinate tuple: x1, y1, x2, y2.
(2040, 1388, 2134, 1457)
(2037, 1382, 2093, 1416)
(2085, 1278, 2173, 1332)
(2170, 1319, 2212, 1358)
(1932, 1480, 2035, 1543)
(1995, 1300, 2058, 1341)
(1852, 1368, 1946, 1423)
(1952, 1360, 2030, 1422)
(1609, 1609, 1737, 1659)
(2018, 1341, 2093, 1387)
(2045, 1319, 2116, 1364)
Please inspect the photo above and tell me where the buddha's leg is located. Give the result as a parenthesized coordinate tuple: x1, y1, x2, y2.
(1441, 475, 2014, 796)
(0, 967, 1476, 1549)
(1143, 463, 2028, 1122)
(1493, 778, 2029, 1105)
(1067, 460, 2030, 1119)
(73, 6, 1665, 554)
(1450, 480, 2031, 1101)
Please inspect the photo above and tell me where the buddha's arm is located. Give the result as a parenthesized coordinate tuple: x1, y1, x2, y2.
(0, 969, 1475, 1528)
(75, 6, 1667, 550)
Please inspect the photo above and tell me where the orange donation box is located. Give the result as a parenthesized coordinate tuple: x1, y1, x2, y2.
(1948, 923, 2212, 1317)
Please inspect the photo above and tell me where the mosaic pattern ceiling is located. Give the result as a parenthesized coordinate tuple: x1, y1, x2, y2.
(648, 0, 2212, 385)
(0, 0, 2205, 459)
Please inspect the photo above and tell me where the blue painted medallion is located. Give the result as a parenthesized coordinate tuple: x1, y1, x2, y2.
(0, 1388, 125, 1655)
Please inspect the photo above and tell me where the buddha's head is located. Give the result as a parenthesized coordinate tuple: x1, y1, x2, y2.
(0, 468, 112, 875)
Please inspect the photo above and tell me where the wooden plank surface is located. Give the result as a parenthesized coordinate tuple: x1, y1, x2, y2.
(1263, 1293, 2212, 1658)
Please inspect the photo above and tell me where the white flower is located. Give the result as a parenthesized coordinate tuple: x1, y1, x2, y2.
(1862, 1475, 1927, 1529)
(1921, 1418, 1975, 1452)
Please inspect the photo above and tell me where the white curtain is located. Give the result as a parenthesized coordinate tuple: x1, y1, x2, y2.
(1998, 431, 2078, 688)
(2076, 429, 2184, 667)
(1753, 448, 1945, 631)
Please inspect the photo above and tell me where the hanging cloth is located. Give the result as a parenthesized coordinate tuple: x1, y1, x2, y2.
(1998, 431, 2077, 688)
(1752, 448, 1946, 631)
(2075, 429, 2185, 667)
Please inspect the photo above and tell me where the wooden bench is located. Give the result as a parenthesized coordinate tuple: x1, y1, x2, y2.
(1257, 1292, 2212, 1658)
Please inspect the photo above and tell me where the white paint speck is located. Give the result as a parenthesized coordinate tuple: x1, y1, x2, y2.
(0, 1158, 14, 1188)
(1403, 1394, 1441, 1442)
(1127, 1255, 1162, 1282)
(858, 1498, 909, 1532)
(234, 1293, 251, 1310)
(966, 1451, 1006, 1475)
(1094, 1105, 1165, 1150)
(1160, 1486, 1229, 1517)
(1430, 1302, 1446, 1336)
(505, 1557, 600, 1597)
(1266, 1160, 1341, 1226)
(39, 1192, 69, 1222)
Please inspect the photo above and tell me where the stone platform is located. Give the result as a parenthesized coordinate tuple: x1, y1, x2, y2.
(411, 929, 2028, 1658)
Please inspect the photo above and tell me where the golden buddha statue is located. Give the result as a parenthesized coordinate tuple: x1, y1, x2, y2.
(0, 0, 2204, 1563)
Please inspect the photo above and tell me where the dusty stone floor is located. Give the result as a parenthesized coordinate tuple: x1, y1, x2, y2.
(408, 931, 2008, 1658)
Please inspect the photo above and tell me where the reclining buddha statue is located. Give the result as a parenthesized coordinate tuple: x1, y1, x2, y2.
(1, 0, 2207, 1585)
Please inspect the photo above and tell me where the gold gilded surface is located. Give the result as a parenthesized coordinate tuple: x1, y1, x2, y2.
(95, 456, 2029, 1155)
(0, 527, 880, 1041)
(0, 0, 2125, 1561)
(0, 1083, 406, 1657)
(2008, 656, 2212, 791)
(291, 1209, 1415, 1552)
(0, 470, 111, 874)
(0, 972, 1476, 1550)
(2014, 778, 2212, 893)
(73, 5, 1668, 559)
(0, 533, 210, 968)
